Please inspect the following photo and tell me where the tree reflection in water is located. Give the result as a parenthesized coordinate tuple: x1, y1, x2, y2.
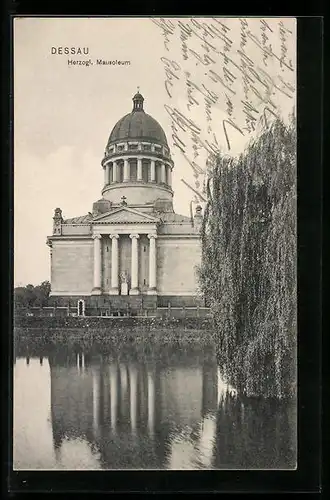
(13, 340, 296, 470)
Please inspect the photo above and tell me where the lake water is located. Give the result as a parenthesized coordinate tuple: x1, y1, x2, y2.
(13, 340, 296, 470)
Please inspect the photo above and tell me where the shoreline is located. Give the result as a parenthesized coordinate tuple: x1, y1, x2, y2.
(14, 316, 216, 345)
(14, 327, 216, 343)
(14, 315, 213, 331)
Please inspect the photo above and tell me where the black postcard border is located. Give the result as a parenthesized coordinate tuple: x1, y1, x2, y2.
(2, 11, 323, 496)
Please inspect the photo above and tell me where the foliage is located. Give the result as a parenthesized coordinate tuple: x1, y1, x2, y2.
(14, 281, 51, 308)
(197, 116, 296, 399)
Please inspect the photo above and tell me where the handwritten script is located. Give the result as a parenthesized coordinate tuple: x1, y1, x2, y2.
(151, 17, 296, 204)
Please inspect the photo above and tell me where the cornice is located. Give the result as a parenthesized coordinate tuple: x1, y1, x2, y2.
(46, 234, 92, 240)
(91, 220, 159, 225)
(63, 223, 92, 226)
(106, 136, 166, 147)
(101, 181, 173, 197)
(101, 151, 174, 167)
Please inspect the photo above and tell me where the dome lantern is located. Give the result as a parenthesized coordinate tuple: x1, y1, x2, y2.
(132, 89, 144, 112)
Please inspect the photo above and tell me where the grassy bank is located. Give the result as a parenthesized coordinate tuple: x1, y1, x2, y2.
(14, 315, 213, 330)
(14, 315, 215, 347)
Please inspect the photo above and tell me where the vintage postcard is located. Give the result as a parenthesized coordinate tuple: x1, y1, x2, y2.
(13, 17, 297, 472)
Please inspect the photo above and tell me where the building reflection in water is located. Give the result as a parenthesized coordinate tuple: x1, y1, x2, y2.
(129, 365, 137, 435)
(92, 367, 100, 437)
(147, 371, 155, 437)
(46, 347, 220, 469)
(14, 345, 296, 470)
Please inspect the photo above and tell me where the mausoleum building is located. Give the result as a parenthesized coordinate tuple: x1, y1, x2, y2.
(46, 91, 203, 313)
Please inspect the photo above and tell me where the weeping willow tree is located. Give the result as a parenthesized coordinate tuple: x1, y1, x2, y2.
(197, 116, 296, 399)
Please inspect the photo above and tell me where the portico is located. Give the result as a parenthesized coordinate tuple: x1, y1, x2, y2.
(91, 207, 159, 297)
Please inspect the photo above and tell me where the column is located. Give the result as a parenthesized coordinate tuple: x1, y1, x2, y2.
(168, 165, 172, 187)
(150, 159, 156, 183)
(91, 234, 102, 295)
(147, 234, 157, 294)
(137, 157, 143, 181)
(129, 234, 140, 295)
(103, 166, 107, 185)
(112, 161, 117, 182)
(124, 159, 130, 182)
(109, 234, 119, 295)
(161, 162, 166, 184)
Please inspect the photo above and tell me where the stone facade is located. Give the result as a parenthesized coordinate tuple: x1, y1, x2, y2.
(51, 239, 94, 295)
(157, 237, 201, 296)
(46, 92, 204, 311)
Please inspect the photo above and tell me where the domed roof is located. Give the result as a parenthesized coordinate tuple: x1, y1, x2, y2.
(107, 91, 168, 147)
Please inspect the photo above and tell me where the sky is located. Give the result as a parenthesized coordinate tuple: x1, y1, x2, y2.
(14, 17, 296, 287)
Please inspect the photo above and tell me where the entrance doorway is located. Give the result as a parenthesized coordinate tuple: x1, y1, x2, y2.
(77, 299, 85, 316)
